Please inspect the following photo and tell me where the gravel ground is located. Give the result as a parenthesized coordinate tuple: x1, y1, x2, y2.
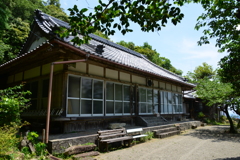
(95, 125, 240, 160)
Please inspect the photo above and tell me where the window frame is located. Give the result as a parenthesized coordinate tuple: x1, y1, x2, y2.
(67, 75, 104, 117)
(105, 81, 131, 116)
(139, 87, 153, 115)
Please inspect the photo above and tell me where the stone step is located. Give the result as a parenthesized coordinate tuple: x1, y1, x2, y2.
(153, 127, 177, 134)
(155, 130, 180, 139)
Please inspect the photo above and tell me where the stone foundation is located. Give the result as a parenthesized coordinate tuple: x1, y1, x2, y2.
(48, 121, 201, 154)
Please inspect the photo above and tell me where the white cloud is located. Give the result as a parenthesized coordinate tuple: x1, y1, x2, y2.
(174, 38, 228, 74)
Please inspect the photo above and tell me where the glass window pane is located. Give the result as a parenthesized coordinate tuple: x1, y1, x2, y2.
(160, 91, 164, 104)
(154, 104, 158, 113)
(68, 76, 80, 97)
(81, 78, 92, 98)
(93, 101, 103, 114)
(139, 88, 146, 102)
(161, 104, 164, 113)
(147, 89, 152, 103)
(147, 104, 152, 113)
(175, 94, 179, 105)
(42, 79, 49, 97)
(154, 90, 158, 104)
(93, 80, 103, 99)
(179, 95, 182, 104)
(168, 104, 172, 113)
(140, 103, 146, 113)
(168, 92, 172, 105)
(179, 104, 183, 112)
(68, 99, 80, 114)
(172, 93, 176, 105)
(81, 100, 92, 114)
(124, 102, 130, 113)
(176, 104, 179, 112)
(115, 84, 122, 100)
(106, 83, 114, 100)
(124, 85, 130, 101)
(106, 101, 114, 114)
(115, 102, 122, 113)
(164, 104, 168, 113)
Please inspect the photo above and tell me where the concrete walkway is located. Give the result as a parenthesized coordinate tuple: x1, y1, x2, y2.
(95, 125, 240, 160)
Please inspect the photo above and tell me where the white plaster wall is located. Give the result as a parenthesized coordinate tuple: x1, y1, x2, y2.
(28, 37, 47, 52)
(15, 72, 23, 82)
(7, 75, 14, 84)
(24, 67, 40, 79)
(166, 83, 171, 91)
(153, 80, 158, 88)
(106, 68, 118, 79)
(132, 75, 145, 85)
(89, 64, 103, 77)
(120, 72, 130, 82)
(68, 62, 86, 73)
(160, 82, 165, 89)
(42, 63, 63, 75)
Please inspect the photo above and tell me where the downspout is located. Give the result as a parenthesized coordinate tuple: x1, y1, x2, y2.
(45, 54, 90, 143)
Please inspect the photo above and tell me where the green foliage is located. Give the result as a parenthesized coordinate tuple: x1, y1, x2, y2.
(94, 30, 110, 40)
(192, 0, 240, 96)
(195, 77, 233, 107)
(26, 132, 48, 156)
(219, 115, 228, 123)
(143, 131, 153, 141)
(21, 146, 31, 155)
(0, 85, 31, 126)
(145, 131, 154, 140)
(198, 112, 205, 119)
(0, 0, 68, 65)
(0, 121, 30, 159)
(185, 62, 216, 83)
(44, 5, 69, 22)
(0, 123, 20, 156)
(35, 142, 47, 156)
(60, 0, 185, 46)
(27, 131, 39, 144)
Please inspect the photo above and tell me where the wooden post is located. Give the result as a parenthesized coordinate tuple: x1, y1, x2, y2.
(42, 129, 45, 143)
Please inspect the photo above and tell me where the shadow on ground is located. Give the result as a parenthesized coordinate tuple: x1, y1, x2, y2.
(182, 125, 240, 143)
(214, 157, 240, 160)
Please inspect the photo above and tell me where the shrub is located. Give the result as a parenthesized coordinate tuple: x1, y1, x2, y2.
(219, 115, 227, 123)
(27, 131, 48, 156)
(0, 85, 31, 126)
(144, 131, 154, 141)
(198, 112, 205, 119)
(0, 123, 20, 155)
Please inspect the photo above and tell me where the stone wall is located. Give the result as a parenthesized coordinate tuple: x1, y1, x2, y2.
(48, 121, 201, 154)
(48, 134, 98, 154)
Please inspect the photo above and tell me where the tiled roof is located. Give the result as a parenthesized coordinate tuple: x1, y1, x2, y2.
(1, 10, 195, 87)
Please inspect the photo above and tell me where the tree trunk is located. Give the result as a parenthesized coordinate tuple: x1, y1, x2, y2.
(224, 105, 237, 133)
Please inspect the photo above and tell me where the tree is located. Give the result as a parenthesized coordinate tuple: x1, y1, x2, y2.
(0, 0, 69, 65)
(117, 41, 183, 75)
(0, 85, 31, 126)
(195, 76, 238, 133)
(94, 30, 110, 40)
(58, 0, 186, 45)
(194, 0, 240, 95)
(185, 62, 216, 83)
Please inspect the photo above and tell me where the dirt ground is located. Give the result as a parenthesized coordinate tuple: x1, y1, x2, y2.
(95, 125, 240, 160)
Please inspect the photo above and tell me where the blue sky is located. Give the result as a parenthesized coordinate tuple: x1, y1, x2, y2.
(59, 0, 228, 76)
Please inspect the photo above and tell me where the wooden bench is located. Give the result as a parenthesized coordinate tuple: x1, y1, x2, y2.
(97, 128, 133, 152)
(126, 128, 148, 143)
